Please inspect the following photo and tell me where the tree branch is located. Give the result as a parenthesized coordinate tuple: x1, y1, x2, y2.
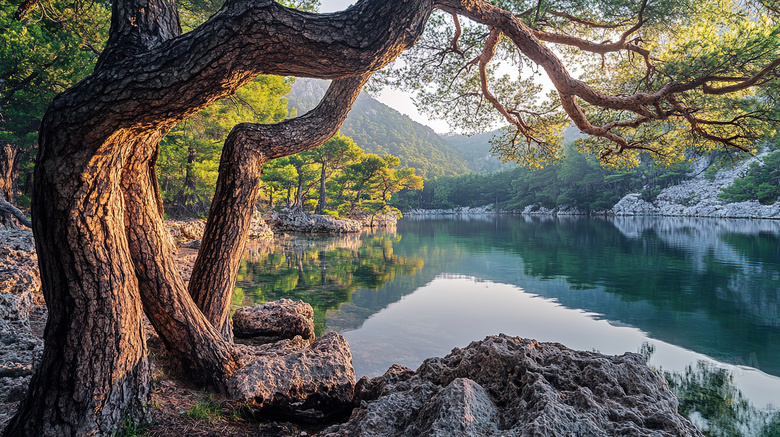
(702, 59, 780, 95)
(547, 10, 627, 29)
(13, 0, 41, 20)
(52, 0, 435, 147)
(477, 28, 537, 140)
(189, 74, 370, 337)
(0, 190, 32, 228)
(435, 0, 777, 154)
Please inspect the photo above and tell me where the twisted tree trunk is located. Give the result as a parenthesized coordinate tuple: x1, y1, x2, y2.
(3, 0, 433, 434)
(188, 76, 369, 339)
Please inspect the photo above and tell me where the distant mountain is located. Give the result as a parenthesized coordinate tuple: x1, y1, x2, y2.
(287, 79, 470, 178)
(287, 78, 586, 177)
(443, 126, 587, 173)
(442, 130, 514, 174)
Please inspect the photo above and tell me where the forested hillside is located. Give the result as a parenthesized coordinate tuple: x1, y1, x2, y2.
(442, 131, 511, 173)
(287, 78, 470, 178)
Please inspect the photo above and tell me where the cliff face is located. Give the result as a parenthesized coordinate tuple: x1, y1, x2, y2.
(613, 152, 780, 219)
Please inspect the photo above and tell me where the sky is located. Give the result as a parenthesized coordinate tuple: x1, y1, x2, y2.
(317, 0, 452, 133)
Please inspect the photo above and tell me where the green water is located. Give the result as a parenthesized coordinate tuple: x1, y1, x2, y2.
(235, 215, 780, 435)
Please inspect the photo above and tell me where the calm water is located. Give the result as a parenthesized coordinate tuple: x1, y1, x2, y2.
(234, 215, 780, 433)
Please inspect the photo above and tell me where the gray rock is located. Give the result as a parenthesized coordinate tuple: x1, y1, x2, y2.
(233, 299, 315, 342)
(409, 378, 500, 437)
(613, 152, 780, 219)
(166, 219, 206, 241)
(321, 334, 703, 437)
(0, 228, 44, 429)
(271, 208, 362, 234)
(182, 238, 201, 250)
(0, 228, 41, 321)
(406, 205, 497, 216)
(0, 316, 43, 427)
(229, 332, 356, 421)
(249, 211, 275, 240)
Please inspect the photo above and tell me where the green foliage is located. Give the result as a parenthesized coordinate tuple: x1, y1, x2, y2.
(664, 361, 780, 437)
(379, 0, 780, 167)
(720, 150, 780, 205)
(667, 362, 749, 437)
(287, 78, 470, 178)
(1, 0, 109, 200)
(257, 134, 423, 219)
(116, 413, 148, 437)
(158, 75, 292, 216)
(407, 145, 694, 211)
(185, 396, 223, 423)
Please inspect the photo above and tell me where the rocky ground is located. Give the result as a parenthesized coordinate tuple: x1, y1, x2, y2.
(0, 227, 43, 428)
(2, 219, 703, 436)
(613, 152, 780, 218)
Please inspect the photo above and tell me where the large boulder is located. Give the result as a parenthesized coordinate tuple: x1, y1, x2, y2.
(233, 299, 315, 342)
(321, 334, 703, 437)
(229, 332, 356, 421)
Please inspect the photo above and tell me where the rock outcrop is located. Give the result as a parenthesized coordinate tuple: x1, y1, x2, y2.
(271, 208, 362, 234)
(230, 332, 356, 421)
(613, 152, 780, 218)
(167, 212, 274, 249)
(406, 205, 497, 215)
(0, 227, 44, 428)
(233, 299, 316, 342)
(249, 211, 275, 239)
(166, 219, 207, 241)
(349, 212, 398, 228)
(321, 334, 703, 437)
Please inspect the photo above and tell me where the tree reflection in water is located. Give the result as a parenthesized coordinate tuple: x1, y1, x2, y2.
(636, 343, 780, 437)
(233, 231, 423, 335)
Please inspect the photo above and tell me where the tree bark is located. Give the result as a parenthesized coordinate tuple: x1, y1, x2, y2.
(188, 76, 369, 339)
(4, 119, 151, 436)
(5, 0, 434, 433)
(316, 161, 327, 214)
(0, 143, 19, 206)
(121, 132, 239, 386)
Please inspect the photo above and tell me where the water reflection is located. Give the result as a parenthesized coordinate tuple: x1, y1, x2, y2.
(234, 233, 423, 335)
(380, 216, 780, 377)
(234, 215, 780, 431)
(665, 359, 780, 437)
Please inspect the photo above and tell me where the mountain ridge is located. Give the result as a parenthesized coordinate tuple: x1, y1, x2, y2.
(287, 78, 472, 178)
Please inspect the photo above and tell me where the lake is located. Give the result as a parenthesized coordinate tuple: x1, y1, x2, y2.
(234, 214, 780, 434)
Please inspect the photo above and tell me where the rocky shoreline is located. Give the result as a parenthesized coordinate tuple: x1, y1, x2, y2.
(407, 153, 780, 220)
(1, 222, 704, 435)
(611, 153, 780, 219)
(271, 208, 398, 234)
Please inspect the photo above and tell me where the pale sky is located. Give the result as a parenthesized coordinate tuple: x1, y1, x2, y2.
(318, 0, 452, 133)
